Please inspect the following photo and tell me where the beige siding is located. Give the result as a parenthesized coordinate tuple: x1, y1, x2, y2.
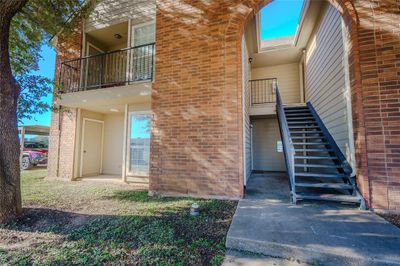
(252, 117, 285, 171)
(102, 114, 125, 175)
(251, 63, 301, 104)
(305, 5, 354, 165)
(85, 0, 155, 32)
(243, 36, 252, 184)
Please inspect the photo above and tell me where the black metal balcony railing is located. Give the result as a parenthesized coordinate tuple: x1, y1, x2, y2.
(250, 78, 277, 105)
(58, 43, 155, 94)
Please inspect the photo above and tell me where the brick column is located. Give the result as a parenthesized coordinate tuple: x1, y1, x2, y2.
(150, 1, 248, 198)
(47, 24, 83, 179)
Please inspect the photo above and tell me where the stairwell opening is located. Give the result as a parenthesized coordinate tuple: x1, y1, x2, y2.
(241, 0, 363, 206)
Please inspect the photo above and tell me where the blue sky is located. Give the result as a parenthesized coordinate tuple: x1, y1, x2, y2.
(260, 0, 304, 40)
(20, 44, 55, 126)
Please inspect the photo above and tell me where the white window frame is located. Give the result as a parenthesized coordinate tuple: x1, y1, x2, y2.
(126, 111, 151, 177)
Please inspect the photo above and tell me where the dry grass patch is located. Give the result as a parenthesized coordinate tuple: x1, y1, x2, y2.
(0, 169, 237, 265)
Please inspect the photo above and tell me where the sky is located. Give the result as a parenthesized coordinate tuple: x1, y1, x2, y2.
(20, 44, 56, 127)
(260, 0, 304, 40)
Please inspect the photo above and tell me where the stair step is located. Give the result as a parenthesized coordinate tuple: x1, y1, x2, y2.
(296, 193, 360, 203)
(286, 117, 315, 120)
(295, 155, 338, 160)
(292, 142, 329, 145)
(295, 163, 340, 168)
(295, 148, 333, 152)
(287, 121, 317, 124)
(291, 136, 326, 140)
(288, 126, 320, 129)
(295, 172, 346, 178)
(284, 108, 309, 112)
(285, 113, 312, 116)
(290, 131, 323, 134)
(295, 182, 353, 189)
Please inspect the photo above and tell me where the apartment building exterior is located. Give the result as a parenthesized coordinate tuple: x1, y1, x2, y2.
(47, 0, 400, 212)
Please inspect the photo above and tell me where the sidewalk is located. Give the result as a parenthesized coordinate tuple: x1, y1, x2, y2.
(225, 172, 400, 266)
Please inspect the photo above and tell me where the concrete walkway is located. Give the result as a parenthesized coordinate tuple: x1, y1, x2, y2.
(225, 172, 400, 266)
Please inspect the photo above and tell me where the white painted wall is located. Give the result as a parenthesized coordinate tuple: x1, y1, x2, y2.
(102, 113, 125, 175)
(251, 63, 301, 104)
(304, 4, 355, 167)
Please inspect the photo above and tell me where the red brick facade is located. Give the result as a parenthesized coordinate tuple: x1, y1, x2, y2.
(150, 0, 400, 210)
(47, 25, 83, 179)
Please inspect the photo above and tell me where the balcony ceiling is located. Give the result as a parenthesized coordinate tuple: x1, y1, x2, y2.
(245, 0, 325, 67)
(59, 82, 151, 114)
(87, 21, 128, 50)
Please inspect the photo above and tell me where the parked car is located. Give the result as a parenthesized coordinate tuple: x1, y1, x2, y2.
(21, 142, 48, 170)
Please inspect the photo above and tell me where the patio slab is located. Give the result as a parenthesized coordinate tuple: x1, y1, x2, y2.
(226, 172, 400, 266)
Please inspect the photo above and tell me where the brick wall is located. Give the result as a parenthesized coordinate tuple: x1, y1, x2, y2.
(151, 0, 400, 210)
(47, 24, 83, 179)
(150, 1, 249, 198)
(354, 0, 400, 211)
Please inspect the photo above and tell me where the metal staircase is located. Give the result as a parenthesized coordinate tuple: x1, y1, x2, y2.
(276, 87, 365, 208)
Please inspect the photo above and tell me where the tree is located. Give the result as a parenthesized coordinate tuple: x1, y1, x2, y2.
(0, 0, 93, 223)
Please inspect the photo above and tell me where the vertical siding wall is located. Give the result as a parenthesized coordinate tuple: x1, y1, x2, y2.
(305, 5, 354, 166)
(242, 36, 252, 184)
(252, 118, 285, 171)
(251, 63, 301, 104)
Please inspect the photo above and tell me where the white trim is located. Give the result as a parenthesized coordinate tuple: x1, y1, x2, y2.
(130, 20, 156, 46)
(86, 42, 104, 55)
(293, 0, 310, 46)
(341, 18, 356, 175)
(250, 124, 254, 171)
(83, 42, 105, 89)
(126, 19, 132, 83)
(80, 118, 104, 177)
(73, 108, 82, 179)
(122, 104, 129, 181)
(126, 110, 151, 177)
(241, 35, 247, 187)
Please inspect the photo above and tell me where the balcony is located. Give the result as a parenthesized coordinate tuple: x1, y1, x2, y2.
(58, 43, 155, 94)
(249, 78, 277, 115)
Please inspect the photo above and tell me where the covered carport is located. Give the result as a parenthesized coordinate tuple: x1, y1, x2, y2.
(18, 125, 50, 169)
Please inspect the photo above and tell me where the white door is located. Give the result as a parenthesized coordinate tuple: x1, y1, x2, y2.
(84, 43, 104, 88)
(81, 119, 103, 177)
(129, 22, 155, 81)
(127, 113, 151, 176)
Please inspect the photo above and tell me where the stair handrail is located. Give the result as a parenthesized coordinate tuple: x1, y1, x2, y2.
(307, 102, 353, 175)
(275, 87, 296, 201)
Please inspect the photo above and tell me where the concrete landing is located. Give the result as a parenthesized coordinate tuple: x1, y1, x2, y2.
(226, 172, 400, 266)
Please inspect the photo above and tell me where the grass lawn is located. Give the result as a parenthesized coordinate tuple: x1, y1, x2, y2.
(0, 169, 237, 265)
